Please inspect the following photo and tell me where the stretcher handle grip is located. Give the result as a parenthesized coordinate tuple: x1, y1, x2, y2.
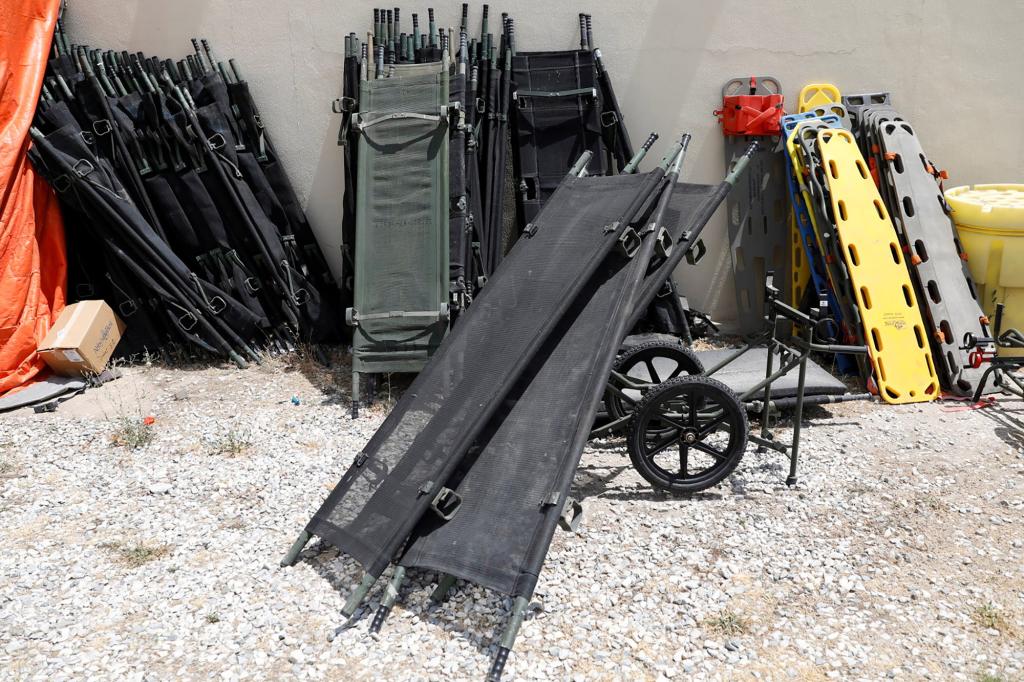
(725, 141, 760, 186)
(514, 87, 596, 100)
(568, 151, 593, 177)
(346, 306, 450, 327)
(354, 110, 447, 131)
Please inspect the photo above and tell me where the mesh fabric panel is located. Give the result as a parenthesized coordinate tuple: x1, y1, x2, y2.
(309, 172, 653, 576)
(352, 62, 450, 373)
(397, 182, 730, 596)
(511, 50, 607, 230)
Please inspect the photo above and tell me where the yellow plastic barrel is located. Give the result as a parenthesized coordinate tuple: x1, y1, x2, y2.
(946, 184, 1024, 355)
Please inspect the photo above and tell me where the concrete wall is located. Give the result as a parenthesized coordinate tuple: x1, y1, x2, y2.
(66, 0, 1024, 327)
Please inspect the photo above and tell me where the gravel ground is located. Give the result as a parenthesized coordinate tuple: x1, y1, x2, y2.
(1, 351, 1023, 681)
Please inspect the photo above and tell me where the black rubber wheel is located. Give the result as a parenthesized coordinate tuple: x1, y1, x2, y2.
(626, 375, 748, 494)
(605, 341, 705, 421)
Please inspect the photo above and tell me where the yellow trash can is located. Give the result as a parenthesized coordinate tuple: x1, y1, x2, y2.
(946, 184, 1024, 355)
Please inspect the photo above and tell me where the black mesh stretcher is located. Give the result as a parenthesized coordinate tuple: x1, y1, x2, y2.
(283, 135, 758, 680)
(393, 172, 745, 580)
(395, 162, 748, 681)
(289, 158, 670, 576)
(509, 48, 631, 233)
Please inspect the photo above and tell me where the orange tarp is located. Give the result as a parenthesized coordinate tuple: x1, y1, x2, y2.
(0, 0, 67, 396)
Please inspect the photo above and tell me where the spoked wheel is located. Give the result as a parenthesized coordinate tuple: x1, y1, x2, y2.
(605, 341, 705, 422)
(626, 375, 748, 493)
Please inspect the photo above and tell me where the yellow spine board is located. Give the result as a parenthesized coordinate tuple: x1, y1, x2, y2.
(788, 84, 842, 305)
(789, 211, 808, 306)
(798, 83, 841, 112)
(786, 130, 829, 266)
(816, 130, 938, 404)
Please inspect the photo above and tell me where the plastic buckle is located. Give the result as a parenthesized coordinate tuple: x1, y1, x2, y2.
(243, 277, 261, 294)
(654, 227, 673, 259)
(207, 133, 226, 151)
(72, 159, 94, 178)
(178, 311, 199, 332)
(52, 175, 72, 193)
(208, 295, 227, 315)
(430, 487, 463, 521)
(523, 222, 538, 237)
(558, 497, 583, 532)
(117, 299, 139, 318)
(685, 239, 707, 265)
(80, 130, 95, 145)
(601, 110, 619, 128)
(293, 288, 310, 306)
(617, 227, 641, 258)
(92, 119, 113, 136)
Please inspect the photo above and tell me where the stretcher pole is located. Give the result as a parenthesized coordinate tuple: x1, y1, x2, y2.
(485, 596, 529, 681)
(568, 150, 592, 177)
(622, 133, 658, 174)
(342, 573, 377, 619)
(368, 566, 406, 633)
(487, 138, 690, 682)
(280, 530, 311, 567)
(787, 314, 813, 486)
(430, 573, 458, 602)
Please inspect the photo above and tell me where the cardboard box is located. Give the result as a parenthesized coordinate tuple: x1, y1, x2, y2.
(37, 301, 125, 376)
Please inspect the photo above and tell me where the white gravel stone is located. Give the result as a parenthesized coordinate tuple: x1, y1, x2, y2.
(0, 360, 1022, 680)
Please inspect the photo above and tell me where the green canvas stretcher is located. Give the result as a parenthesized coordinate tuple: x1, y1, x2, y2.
(347, 61, 451, 406)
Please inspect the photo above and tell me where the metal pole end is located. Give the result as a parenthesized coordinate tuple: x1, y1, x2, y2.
(368, 606, 389, 633)
(280, 530, 311, 567)
(341, 573, 378, 618)
(486, 647, 511, 682)
(429, 574, 458, 603)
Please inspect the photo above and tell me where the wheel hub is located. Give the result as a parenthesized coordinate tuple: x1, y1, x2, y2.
(681, 429, 698, 444)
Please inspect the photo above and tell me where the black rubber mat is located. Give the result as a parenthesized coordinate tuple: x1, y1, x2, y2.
(700, 348, 846, 398)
